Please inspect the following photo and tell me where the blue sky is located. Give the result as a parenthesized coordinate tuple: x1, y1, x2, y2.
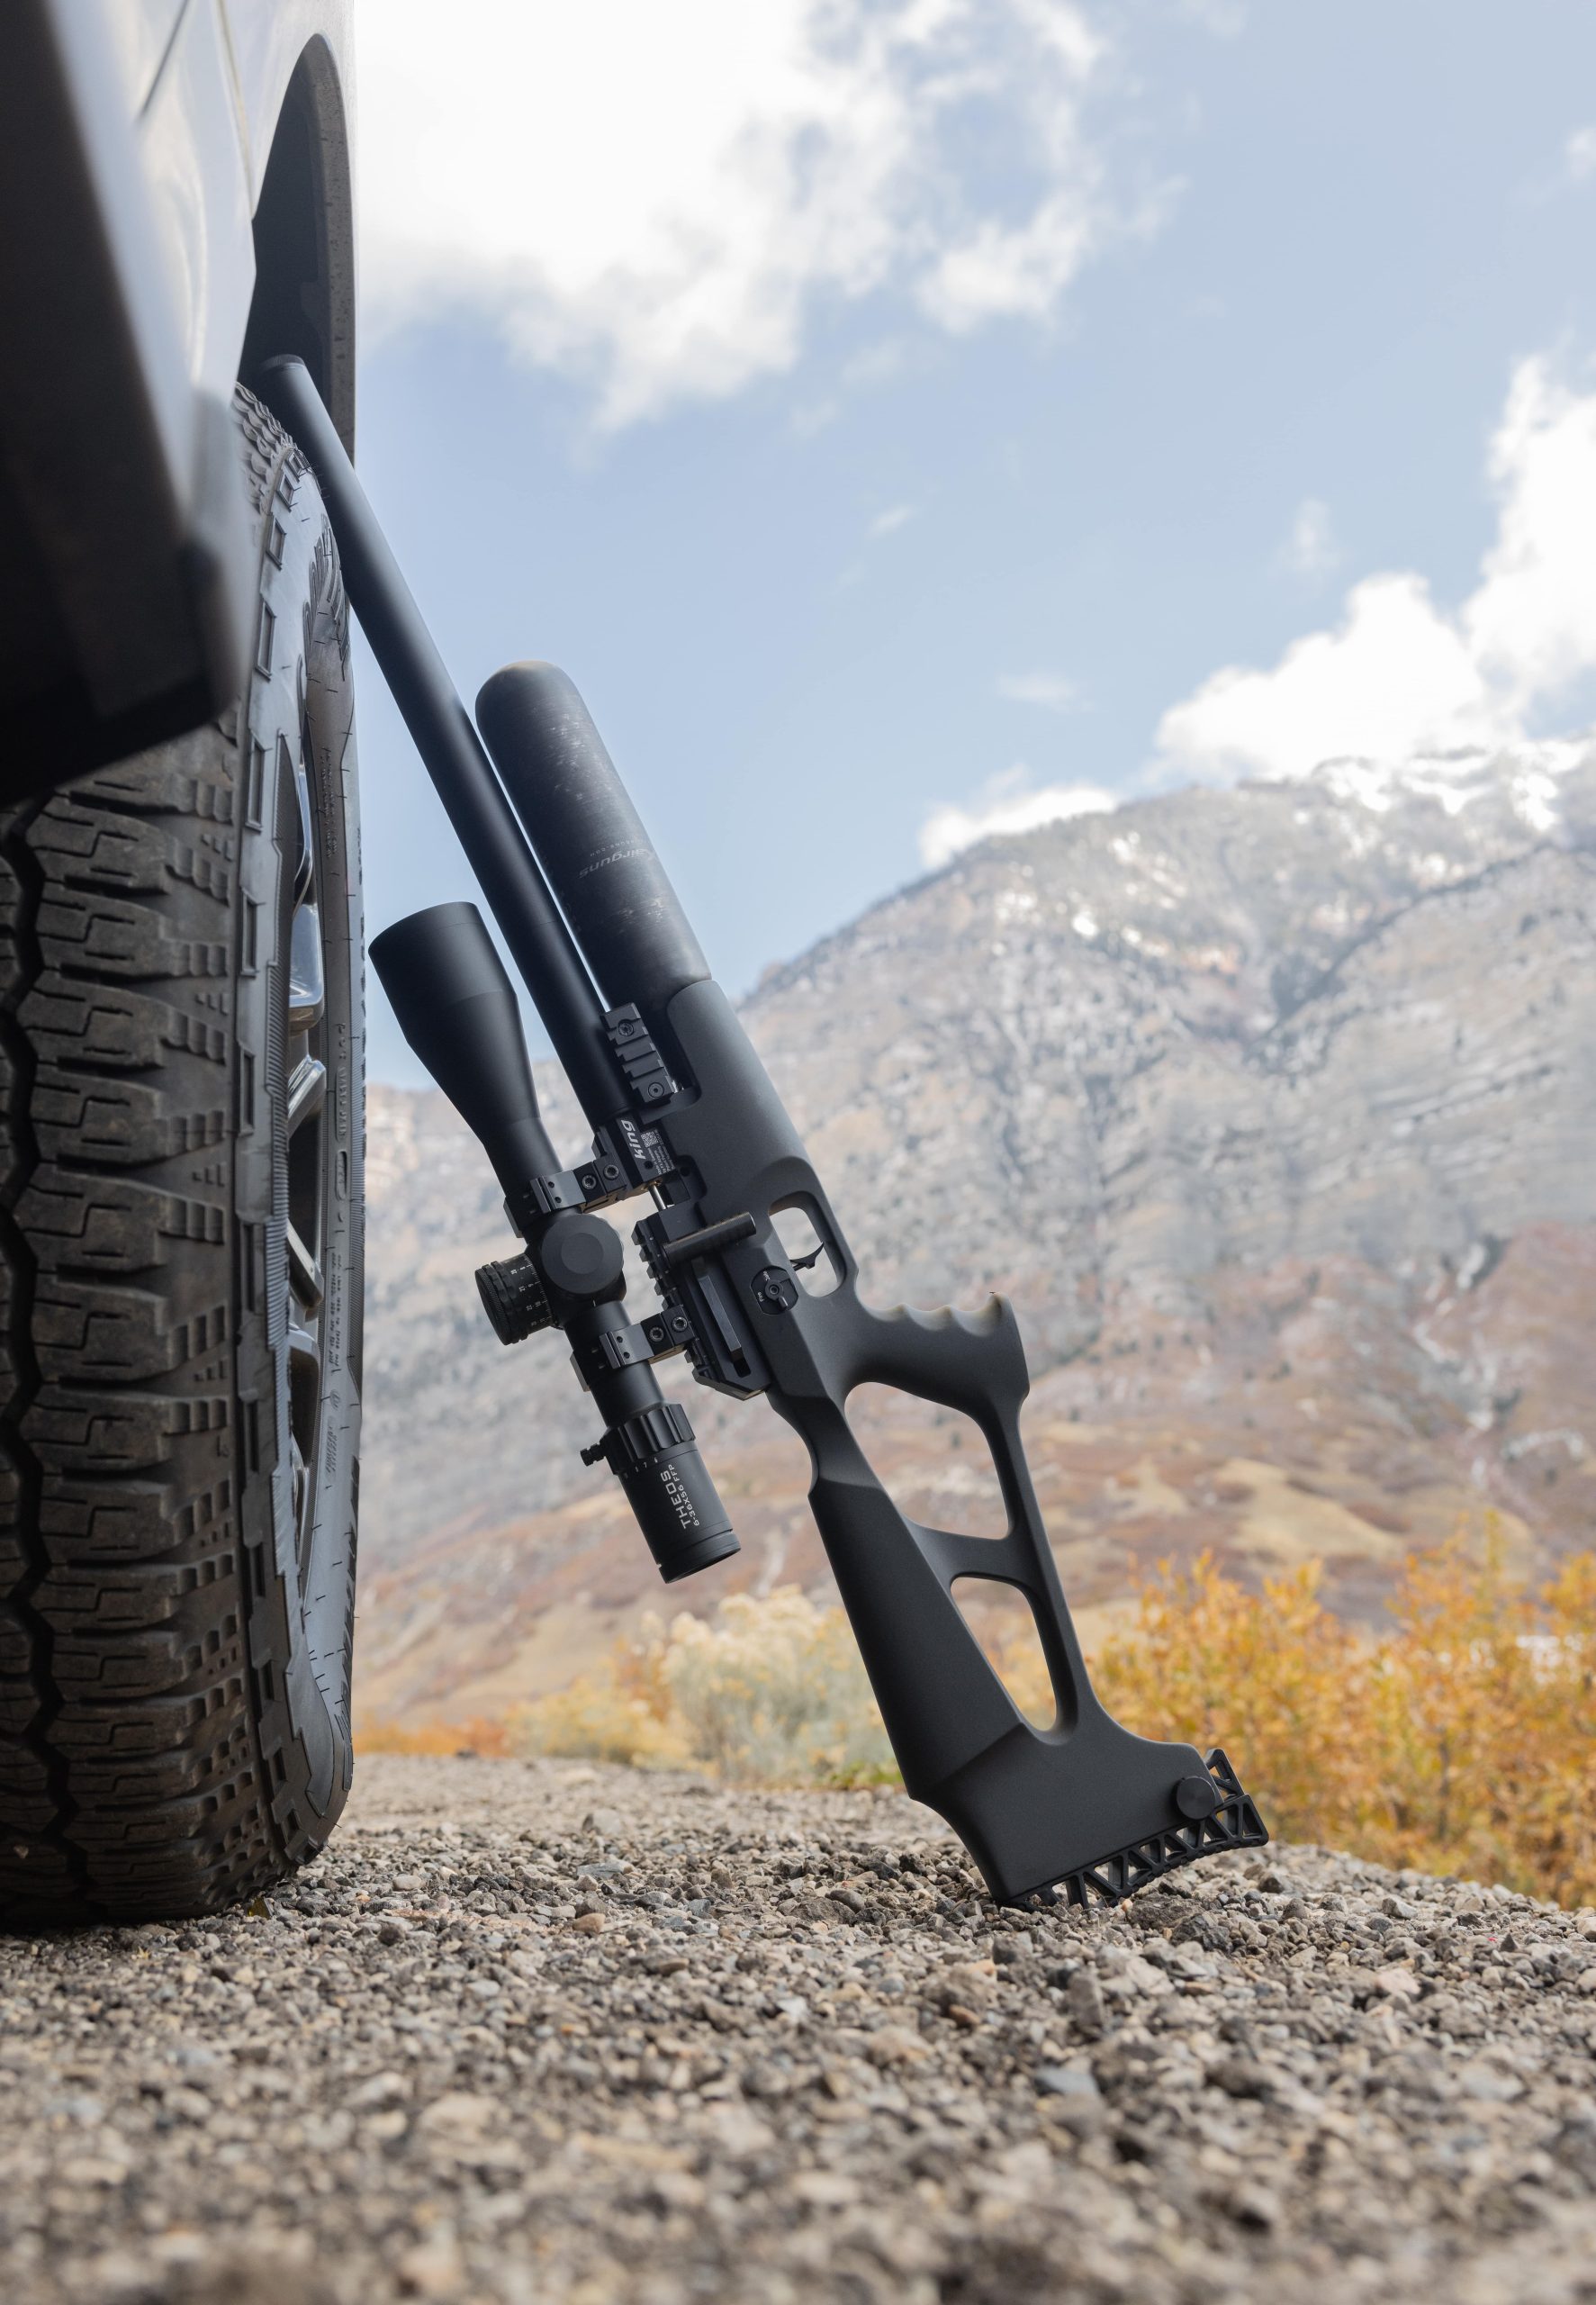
(352, 0, 1596, 1084)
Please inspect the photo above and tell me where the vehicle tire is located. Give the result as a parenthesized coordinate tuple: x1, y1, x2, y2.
(0, 385, 363, 1924)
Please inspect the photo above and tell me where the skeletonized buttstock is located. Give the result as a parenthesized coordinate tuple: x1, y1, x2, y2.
(653, 979, 1267, 1906)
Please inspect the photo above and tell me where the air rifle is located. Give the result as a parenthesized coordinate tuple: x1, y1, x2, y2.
(259, 357, 1267, 1909)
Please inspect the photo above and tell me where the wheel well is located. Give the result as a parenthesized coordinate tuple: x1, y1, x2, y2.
(239, 39, 356, 456)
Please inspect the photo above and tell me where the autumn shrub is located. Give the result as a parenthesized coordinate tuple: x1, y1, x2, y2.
(662, 1588, 895, 1786)
(512, 1619, 689, 1768)
(397, 1539, 1596, 1903)
(355, 1713, 511, 1758)
(510, 1587, 892, 1786)
(1087, 1556, 1367, 1849)
(1357, 1539, 1596, 1903)
(1088, 1531, 1596, 1904)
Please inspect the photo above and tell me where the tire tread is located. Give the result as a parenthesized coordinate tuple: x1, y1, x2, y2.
(0, 390, 359, 1923)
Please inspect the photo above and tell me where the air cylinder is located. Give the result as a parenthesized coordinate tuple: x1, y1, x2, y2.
(475, 661, 710, 1015)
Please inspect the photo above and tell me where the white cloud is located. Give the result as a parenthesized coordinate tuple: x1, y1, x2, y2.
(1463, 357, 1596, 706)
(1157, 354, 1596, 783)
(920, 765, 1115, 867)
(1159, 573, 1507, 781)
(356, 0, 1133, 428)
(918, 189, 1097, 333)
(836, 499, 918, 586)
(789, 336, 913, 436)
(1177, 0, 1247, 32)
(1277, 496, 1339, 578)
(997, 671, 1079, 710)
(1565, 125, 1596, 184)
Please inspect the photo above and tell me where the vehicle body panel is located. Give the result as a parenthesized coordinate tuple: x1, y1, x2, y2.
(102, 2, 189, 114)
(137, 0, 356, 434)
(139, 2, 257, 413)
(223, 0, 356, 210)
(0, 0, 355, 792)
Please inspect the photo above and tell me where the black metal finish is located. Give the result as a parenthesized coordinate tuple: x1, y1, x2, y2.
(538, 1210, 627, 1300)
(288, 360, 1265, 1905)
(582, 1398, 739, 1584)
(374, 896, 738, 1588)
(604, 1004, 678, 1108)
(257, 358, 625, 1131)
(1060, 1751, 1264, 1910)
(656, 1212, 758, 1272)
(644, 976, 1267, 1903)
(370, 902, 562, 1189)
(477, 662, 710, 1013)
(476, 1252, 551, 1346)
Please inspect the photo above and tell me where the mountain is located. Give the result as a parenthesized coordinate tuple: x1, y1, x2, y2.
(354, 741, 1596, 1720)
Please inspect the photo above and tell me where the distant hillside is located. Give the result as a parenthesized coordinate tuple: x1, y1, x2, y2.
(356, 741, 1596, 1719)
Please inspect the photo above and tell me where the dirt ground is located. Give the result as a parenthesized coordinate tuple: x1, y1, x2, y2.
(2, 1753, 1595, 2304)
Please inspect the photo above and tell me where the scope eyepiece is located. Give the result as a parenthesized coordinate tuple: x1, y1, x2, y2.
(582, 1400, 738, 1582)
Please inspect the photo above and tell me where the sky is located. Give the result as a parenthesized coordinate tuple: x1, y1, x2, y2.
(349, 0, 1596, 1085)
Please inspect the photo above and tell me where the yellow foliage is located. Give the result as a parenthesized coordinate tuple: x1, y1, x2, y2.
(355, 1713, 511, 1758)
(1356, 1533, 1596, 1903)
(377, 1534, 1596, 1904)
(1092, 1529, 1596, 1905)
(662, 1588, 895, 1787)
(1087, 1556, 1366, 1849)
(509, 1588, 893, 1786)
(512, 1619, 690, 1769)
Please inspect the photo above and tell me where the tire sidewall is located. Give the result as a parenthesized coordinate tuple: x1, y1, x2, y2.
(232, 400, 362, 1849)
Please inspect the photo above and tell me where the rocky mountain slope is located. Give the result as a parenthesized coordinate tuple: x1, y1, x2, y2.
(356, 742, 1596, 1718)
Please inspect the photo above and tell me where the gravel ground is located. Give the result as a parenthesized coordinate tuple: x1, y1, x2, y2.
(3, 1755, 1596, 2305)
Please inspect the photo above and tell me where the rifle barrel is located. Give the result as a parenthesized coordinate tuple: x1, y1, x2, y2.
(256, 357, 625, 1130)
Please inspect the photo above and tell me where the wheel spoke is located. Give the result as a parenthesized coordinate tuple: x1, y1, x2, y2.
(289, 903, 325, 1035)
(291, 899, 324, 1037)
(290, 1430, 309, 1550)
(286, 1224, 324, 1316)
(284, 733, 329, 1585)
(293, 761, 315, 904)
(286, 1053, 327, 1137)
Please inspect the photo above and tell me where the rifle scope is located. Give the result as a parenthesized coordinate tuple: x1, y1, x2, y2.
(370, 900, 561, 1193)
(371, 901, 738, 1586)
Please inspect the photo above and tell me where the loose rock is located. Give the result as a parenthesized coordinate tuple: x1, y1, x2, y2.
(1, 1754, 1593, 2304)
